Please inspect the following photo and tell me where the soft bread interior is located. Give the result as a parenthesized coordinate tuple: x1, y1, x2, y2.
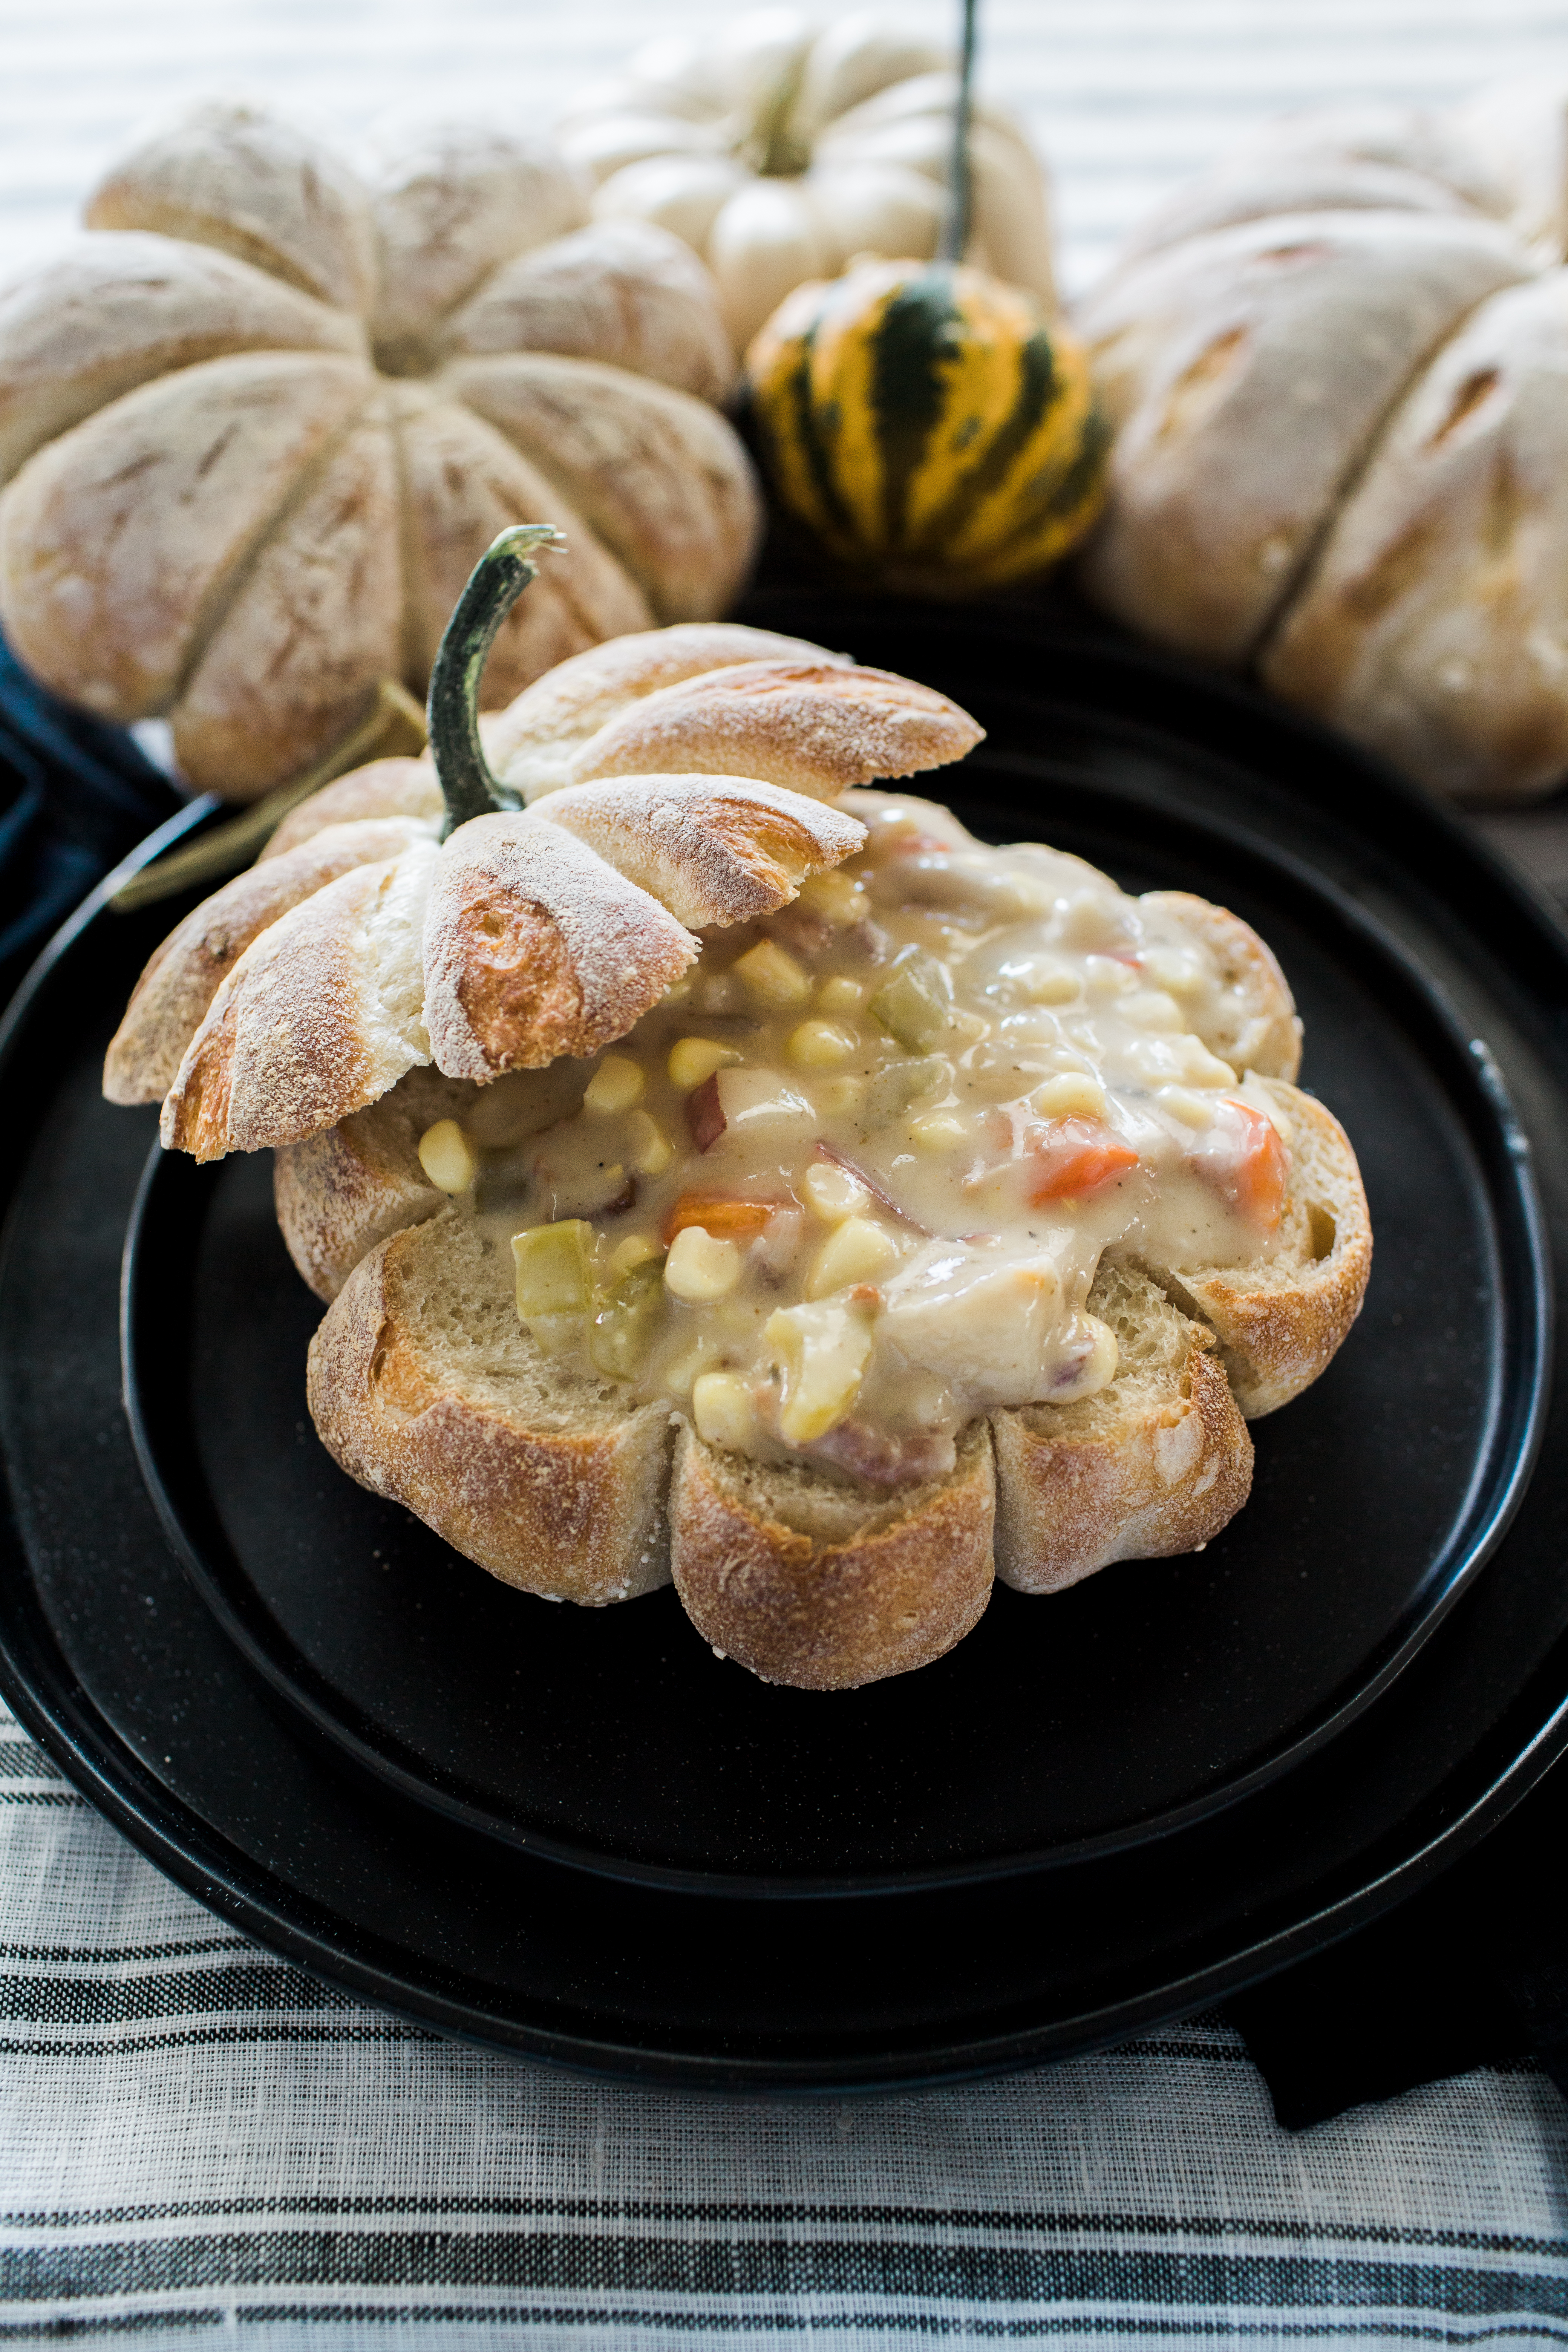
(1150, 1076, 1372, 1415)
(992, 1255, 1253, 1593)
(308, 1208, 671, 1604)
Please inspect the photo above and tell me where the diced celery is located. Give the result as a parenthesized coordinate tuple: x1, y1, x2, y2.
(589, 1255, 667, 1381)
(512, 1220, 591, 1326)
(868, 947, 953, 1053)
(864, 1054, 947, 1127)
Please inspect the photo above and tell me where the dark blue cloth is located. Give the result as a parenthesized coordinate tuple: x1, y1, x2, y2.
(0, 627, 184, 1003)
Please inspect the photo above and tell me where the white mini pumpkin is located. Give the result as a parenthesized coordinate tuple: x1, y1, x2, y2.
(556, 9, 1056, 351)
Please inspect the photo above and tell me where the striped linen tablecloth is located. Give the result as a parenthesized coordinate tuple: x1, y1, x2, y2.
(3, 0, 1568, 2341)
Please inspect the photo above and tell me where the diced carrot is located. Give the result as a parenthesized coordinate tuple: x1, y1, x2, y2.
(1217, 1101, 1288, 1230)
(1025, 1116, 1141, 1205)
(661, 1193, 782, 1245)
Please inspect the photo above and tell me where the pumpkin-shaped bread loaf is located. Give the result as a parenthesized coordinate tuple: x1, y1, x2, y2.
(1075, 80, 1568, 802)
(0, 104, 760, 800)
(556, 9, 1055, 350)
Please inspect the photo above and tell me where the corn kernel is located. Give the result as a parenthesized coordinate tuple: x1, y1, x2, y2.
(664, 1225, 741, 1302)
(787, 1017, 858, 1068)
(798, 870, 868, 927)
(1052, 1314, 1119, 1403)
(417, 1118, 475, 1196)
(816, 1076, 863, 1116)
(626, 1110, 674, 1176)
(663, 1337, 720, 1396)
(816, 975, 864, 1014)
(1141, 945, 1204, 997)
(806, 1216, 900, 1299)
(692, 1370, 760, 1452)
(668, 1036, 742, 1091)
(910, 1111, 968, 1153)
(803, 1160, 868, 1223)
(1018, 960, 1081, 1006)
(582, 1053, 645, 1114)
(1030, 1073, 1108, 1121)
(608, 1232, 662, 1279)
(766, 1301, 872, 1443)
(733, 938, 811, 1009)
(1121, 988, 1184, 1032)
(1158, 1086, 1214, 1130)
(1185, 1047, 1239, 1089)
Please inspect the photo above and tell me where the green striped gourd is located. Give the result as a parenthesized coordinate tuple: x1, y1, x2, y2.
(744, 256, 1107, 592)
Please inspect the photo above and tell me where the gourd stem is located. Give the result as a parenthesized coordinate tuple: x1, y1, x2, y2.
(938, 0, 979, 265)
(427, 523, 566, 836)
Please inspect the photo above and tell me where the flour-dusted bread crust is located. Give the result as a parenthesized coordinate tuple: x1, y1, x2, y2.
(421, 810, 697, 1079)
(262, 757, 443, 857)
(1158, 1076, 1371, 1416)
(669, 1421, 995, 1692)
(105, 816, 436, 1106)
(161, 841, 437, 1159)
(562, 660, 985, 801)
(485, 620, 846, 799)
(991, 1258, 1252, 1594)
(1076, 210, 1529, 662)
(535, 774, 866, 928)
(307, 1210, 673, 1604)
(1260, 271, 1568, 802)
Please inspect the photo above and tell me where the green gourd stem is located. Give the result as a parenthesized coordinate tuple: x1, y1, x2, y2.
(427, 523, 567, 836)
(938, 0, 979, 265)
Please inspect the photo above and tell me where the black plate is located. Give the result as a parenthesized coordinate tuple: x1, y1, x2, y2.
(119, 720, 1548, 1897)
(4, 597, 1568, 2088)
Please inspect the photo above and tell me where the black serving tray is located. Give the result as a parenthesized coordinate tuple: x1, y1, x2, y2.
(3, 596, 1568, 2089)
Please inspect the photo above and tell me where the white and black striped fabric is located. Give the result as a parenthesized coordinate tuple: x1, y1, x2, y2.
(4, 2, 1568, 2339)
(3, 1706, 1567, 2344)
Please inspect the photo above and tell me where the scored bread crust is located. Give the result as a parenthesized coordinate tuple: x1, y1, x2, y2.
(105, 816, 436, 1106)
(561, 662, 985, 802)
(262, 757, 443, 858)
(485, 621, 847, 799)
(534, 773, 866, 929)
(162, 842, 438, 1159)
(421, 812, 697, 1079)
(306, 1212, 673, 1605)
(668, 1421, 996, 1692)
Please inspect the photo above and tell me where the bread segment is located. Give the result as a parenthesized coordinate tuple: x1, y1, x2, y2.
(669, 1420, 995, 1691)
(307, 1211, 674, 1604)
(106, 816, 436, 1106)
(535, 773, 866, 928)
(161, 840, 437, 1159)
(420, 811, 697, 1078)
(991, 1259, 1252, 1592)
(561, 659, 985, 802)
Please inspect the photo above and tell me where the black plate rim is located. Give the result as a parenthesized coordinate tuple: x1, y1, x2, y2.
(116, 823, 1554, 1899)
(5, 610, 1568, 2087)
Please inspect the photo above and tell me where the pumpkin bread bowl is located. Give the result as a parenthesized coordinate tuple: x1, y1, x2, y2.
(106, 536, 1371, 1689)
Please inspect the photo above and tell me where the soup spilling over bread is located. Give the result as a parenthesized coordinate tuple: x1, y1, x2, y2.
(469, 790, 1300, 1491)
(106, 529, 1372, 1690)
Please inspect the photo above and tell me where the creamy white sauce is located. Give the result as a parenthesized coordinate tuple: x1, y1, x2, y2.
(452, 795, 1291, 1486)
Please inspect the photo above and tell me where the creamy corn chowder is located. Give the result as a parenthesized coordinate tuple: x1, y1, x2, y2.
(417, 795, 1293, 1487)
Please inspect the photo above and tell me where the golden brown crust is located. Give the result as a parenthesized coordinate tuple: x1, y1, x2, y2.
(306, 1218, 673, 1605)
(104, 816, 434, 1106)
(564, 660, 985, 802)
(161, 843, 437, 1159)
(485, 620, 847, 799)
(534, 774, 866, 928)
(668, 1421, 995, 1690)
(262, 758, 442, 858)
(1141, 888, 1303, 1080)
(421, 813, 696, 1079)
(1156, 1078, 1372, 1416)
(992, 1336, 1251, 1594)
